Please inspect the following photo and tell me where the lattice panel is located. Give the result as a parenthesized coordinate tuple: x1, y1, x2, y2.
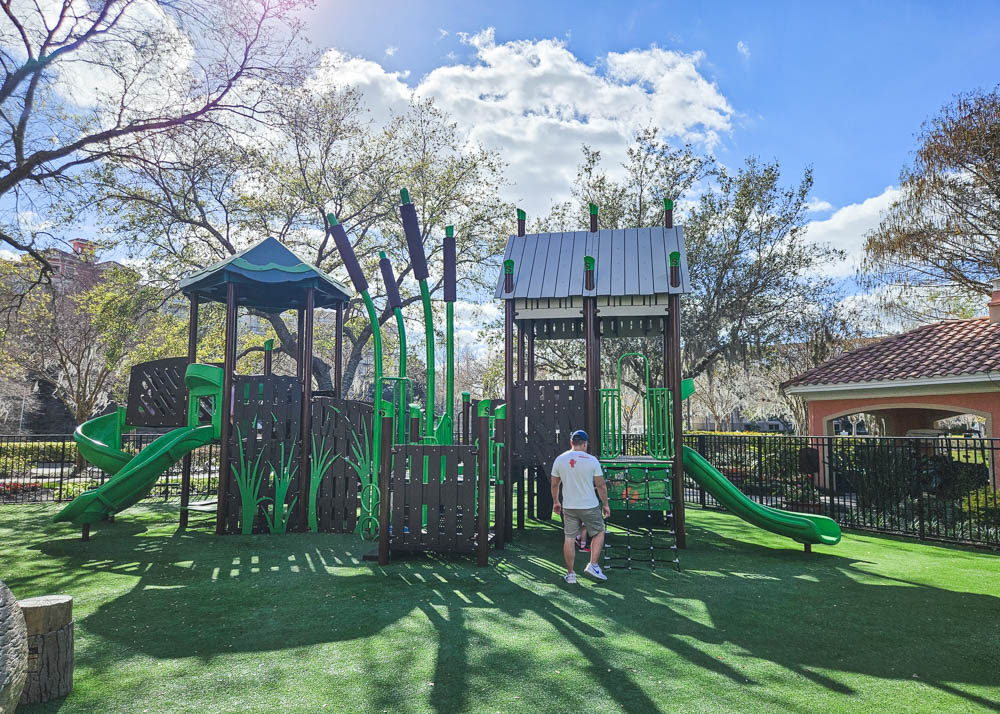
(125, 357, 189, 428)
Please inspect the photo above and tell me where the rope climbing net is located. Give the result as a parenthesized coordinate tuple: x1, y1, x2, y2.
(602, 464, 679, 571)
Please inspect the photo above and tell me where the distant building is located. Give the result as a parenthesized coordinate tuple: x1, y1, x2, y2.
(46, 239, 123, 293)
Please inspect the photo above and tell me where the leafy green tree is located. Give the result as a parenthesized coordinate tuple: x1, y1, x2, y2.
(0, 262, 183, 422)
(682, 159, 842, 378)
(862, 86, 1000, 321)
(0, 0, 311, 286)
(87, 91, 512, 396)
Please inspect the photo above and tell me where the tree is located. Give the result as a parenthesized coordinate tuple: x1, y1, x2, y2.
(862, 86, 1000, 320)
(86, 91, 512, 396)
(749, 306, 868, 434)
(530, 139, 842, 384)
(0, 0, 310, 287)
(682, 159, 842, 378)
(0, 261, 183, 422)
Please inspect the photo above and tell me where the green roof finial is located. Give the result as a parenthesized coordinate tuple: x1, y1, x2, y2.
(379, 251, 387, 259)
(584, 255, 595, 271)
(664, 198, 673, 211)
(446, 225, 454, 238)
(669, 251, 681, 267)
(400, 188, 411, 204)
(516, 208, 526, 221)
(588, 203, 599, 216)
(264, 339, 274, 351)
(326, 212, 339, 226)
(504, 259, 514, 275)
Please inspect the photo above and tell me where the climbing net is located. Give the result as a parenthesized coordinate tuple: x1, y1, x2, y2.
(602, 464, 679, 571)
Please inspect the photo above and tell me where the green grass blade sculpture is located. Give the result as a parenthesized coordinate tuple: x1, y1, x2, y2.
(308, 434, 339, 533)
(232, 425, 269, 535)
(264, 442, 298, 534)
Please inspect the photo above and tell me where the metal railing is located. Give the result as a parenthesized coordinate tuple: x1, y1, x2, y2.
(0, 433, 219, 504)
(683, 433, 1000, 549)
(3, 430, 998, 549)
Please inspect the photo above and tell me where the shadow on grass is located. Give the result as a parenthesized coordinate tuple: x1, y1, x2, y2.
(18, 509, 1000, 713)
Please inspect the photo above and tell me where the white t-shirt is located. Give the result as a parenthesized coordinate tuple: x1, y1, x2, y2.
(551, 449, 603, 509)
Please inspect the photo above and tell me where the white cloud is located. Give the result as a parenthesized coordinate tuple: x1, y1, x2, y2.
(736, 40, 751, 61)
(438, 28, 449, 40)
(384, 46, 397, 57)
(803, 186, 900, 278)
(311, 29, 733, 216)
(805, 197, 833, 213)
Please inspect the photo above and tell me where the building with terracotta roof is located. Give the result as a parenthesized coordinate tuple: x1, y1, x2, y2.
(784, 282, 1000, 441)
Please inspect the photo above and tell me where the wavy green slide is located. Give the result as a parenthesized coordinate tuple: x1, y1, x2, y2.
(683, 446, 841, 546)
(55, 364, 224, 527)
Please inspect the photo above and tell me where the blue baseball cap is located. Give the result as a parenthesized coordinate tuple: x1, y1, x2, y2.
(570, 430, 589, 443)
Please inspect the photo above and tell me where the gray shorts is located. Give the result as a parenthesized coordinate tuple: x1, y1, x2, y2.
(562, 506, 605, 539)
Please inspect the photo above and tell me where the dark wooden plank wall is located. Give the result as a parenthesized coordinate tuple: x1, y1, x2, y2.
(386, 443, 479, 553)
(311, 397, 373, 533)
(227, 376, 303, 534)
(512, 380, 586, 465)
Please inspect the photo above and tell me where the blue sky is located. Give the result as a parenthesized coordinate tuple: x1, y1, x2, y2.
(303, 0, 1000, 279)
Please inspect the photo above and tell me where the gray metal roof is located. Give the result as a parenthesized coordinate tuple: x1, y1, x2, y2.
(494, 227, 691, 299)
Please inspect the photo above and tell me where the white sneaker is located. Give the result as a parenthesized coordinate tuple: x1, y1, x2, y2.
(584, 563, 607, 582)
(564, 572, 577, 584)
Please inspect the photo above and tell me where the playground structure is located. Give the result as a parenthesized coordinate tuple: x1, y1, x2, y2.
(497, 200, 841, 562)
(55, 195, 506, 565)
(55, 190, 840, 562)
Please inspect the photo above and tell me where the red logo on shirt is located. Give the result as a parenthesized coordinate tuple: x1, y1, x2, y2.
(569, 459, 576, 468)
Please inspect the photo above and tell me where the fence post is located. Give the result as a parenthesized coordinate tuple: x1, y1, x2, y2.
(377, 414, 394, 566)
(476, 412, 490, 566)
(58, 438, 67, 502)
(696, 434, 706, 507)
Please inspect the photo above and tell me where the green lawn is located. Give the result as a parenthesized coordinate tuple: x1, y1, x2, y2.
(2, 504, 998, 713)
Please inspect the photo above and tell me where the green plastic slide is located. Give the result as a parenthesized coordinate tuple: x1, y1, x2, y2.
(73, 407, 134, 476)
(55, 364, 224, 527)
(682, 446, 841, 546)
(54, 425, 216, 526)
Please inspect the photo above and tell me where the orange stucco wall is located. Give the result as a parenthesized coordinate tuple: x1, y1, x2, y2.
(805, 390, 1000, 488)
(806, 392, 1000, 438)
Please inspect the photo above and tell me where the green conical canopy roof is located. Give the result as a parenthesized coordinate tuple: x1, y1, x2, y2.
(179, 237, 350, 312)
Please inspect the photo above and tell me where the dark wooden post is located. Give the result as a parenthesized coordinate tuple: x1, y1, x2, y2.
(299, 288, 315, 531)
(668, 241, 686, 548)
(583, 255, 599, 456)
(517, 324, 526, 382)
(527, 323, 536, 380)
(502, 260, 514, 548)
(180, 293, 199, 528)
(377, 413, 394, 565)
(516, 208, 526, 238)
(493, 410, 505, 550)
(296, 308, 304, 381)
(215, 282, 238, 535)
(334, 302, 344, 398)
(461, 392, 471, 445)
(476, 411, 490, 566)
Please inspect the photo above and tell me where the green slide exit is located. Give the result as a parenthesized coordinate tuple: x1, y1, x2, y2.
(682, 446, 841, 546)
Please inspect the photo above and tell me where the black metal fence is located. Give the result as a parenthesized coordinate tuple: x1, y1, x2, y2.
(3, 430, 999, 549)
(683, 433, 1000, 549)
(0, 433, 220, 505)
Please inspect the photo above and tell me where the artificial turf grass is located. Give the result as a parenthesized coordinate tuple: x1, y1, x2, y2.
(1, 503, 998, 713)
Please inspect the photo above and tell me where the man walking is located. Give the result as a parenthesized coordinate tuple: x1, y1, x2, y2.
(551, 430, 610, 583)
